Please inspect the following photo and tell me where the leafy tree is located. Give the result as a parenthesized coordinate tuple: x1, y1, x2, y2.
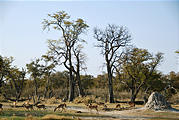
(0, 55, 13, 93)
(142, 72, 166, 94)
(41, 55, 56, 98)
(163, 71, 179, 100)
(26, 59, 44, 102)
(80, 75, 94, 89)
(43, 11, 88, 101)
(49, 71, 69, 99)
(94, 24, 131, 103)
(119, 47, 163, 102)
(5, 67, 26, 101)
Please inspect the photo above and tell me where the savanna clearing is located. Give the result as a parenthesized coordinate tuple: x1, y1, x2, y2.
(0, 100, 179, 120)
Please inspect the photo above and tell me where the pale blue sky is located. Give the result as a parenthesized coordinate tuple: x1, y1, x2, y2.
(0, 0, 179, 76)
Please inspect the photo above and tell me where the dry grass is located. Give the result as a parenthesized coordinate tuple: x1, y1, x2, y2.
(169, 93, 179, 104)
(41, 114, 73, 120)
(44, 97, 61, 105)
(73, 95, 103, 104)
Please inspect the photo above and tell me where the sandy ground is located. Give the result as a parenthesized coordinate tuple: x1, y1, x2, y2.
(2, 104, 179, 119)
(68, 106, 179, 119)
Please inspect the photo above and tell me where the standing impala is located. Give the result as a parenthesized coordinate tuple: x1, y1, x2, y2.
(54, 103, 67, 112)
(86, 103, 98, 113)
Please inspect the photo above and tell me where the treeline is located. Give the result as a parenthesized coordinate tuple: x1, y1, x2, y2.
(0, 56, 178, 103)
(0, 11, 179, 103)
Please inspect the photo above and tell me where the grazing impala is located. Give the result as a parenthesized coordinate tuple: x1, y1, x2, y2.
(97, 102, 106, 107)
(54, 103, 66, 112)
(36, 104, 46, 110)
(86, 103, 98, 113)
(128, 102, 135, 107)
(115, 104, 121, 108)
(23, 103, 34, 110)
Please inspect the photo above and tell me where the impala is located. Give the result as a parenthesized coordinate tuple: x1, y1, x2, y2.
(115, 104, 121, 108)
(86, 103, 98, 112)
(23, 103, 34, 110)
(54, 103, 66, 112)
(128, 102, 135, 107)
(36, 104, 46, 110)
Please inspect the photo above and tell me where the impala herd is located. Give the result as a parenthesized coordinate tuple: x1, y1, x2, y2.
(0, 101, 136, 113)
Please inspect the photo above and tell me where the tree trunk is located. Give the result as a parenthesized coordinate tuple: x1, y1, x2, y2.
(107, 64, 115, 103)
(130, 79, 136, 102)
(34, 79, 38, 97)
(130, 93, 136, 102)
(76, 72, 84, 97)
(44, 76, 50, 98)
(68, 69, 75, 101)
(68, 50, 75, 102)
(130, 80, 143, 102)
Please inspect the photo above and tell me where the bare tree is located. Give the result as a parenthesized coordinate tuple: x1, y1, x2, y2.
(94, 24, 131, 103)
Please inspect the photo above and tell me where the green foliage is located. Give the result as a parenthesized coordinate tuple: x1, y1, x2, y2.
(0, 55, 13, 88)
(26, 59, 44, 79)
(119, 47, 164, 101)
(81, 75, 94, 89)
(167, 71, 179, 89)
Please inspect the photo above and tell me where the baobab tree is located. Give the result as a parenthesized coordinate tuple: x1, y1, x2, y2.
(94, 24, 131, 103)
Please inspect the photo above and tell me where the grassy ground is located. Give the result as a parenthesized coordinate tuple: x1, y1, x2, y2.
(0, 102, 179, 120)
(0, 108, 110, 120)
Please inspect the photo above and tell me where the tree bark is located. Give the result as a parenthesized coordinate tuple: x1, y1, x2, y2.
(68, 50, 75, 101)
(68, 68, 75, 101)
(44, 76, 50, 98)
(76, 72, 84, 97)
(107, 63, 115, 103)
(75, 54, 85, 97)
(34, 78, 38, 97)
